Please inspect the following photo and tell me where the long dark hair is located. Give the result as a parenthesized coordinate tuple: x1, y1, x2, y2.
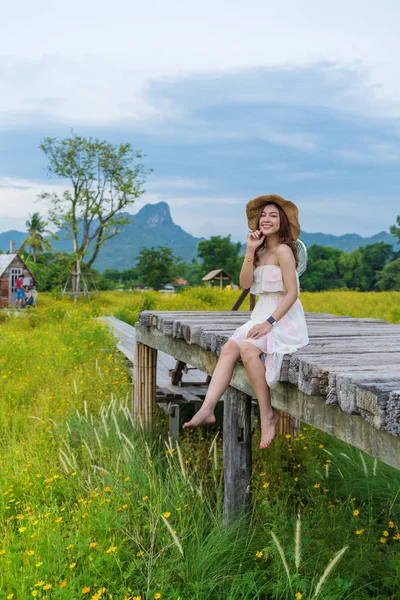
(254, 202, 299, 267)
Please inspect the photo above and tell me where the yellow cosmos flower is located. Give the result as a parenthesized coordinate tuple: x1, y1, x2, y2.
(69, 562, 77, 569)
(380, 537, 387, 544)
(142, 496, 149, 501)
(82, 586, 91, 594)
(106, 546, 117, 553)
(163, 512, 171, 518)
(295, 593, 303, 599)
(353, 510, 360, 516)
(26, 550, 35, 556)
(89, 542, 98, 548)
(0, 550, 6, 555)
(356, 529, 364, 535)
(18, 527, 27, 532)
(154, 594, 161, 599)
(388, 521, 395, 528)
(383, 530, 389, 537)
(314, 484, 320, 489)
(137, 550, 144, 557)
(60, 581, 67, 588)
(255, 551, 263, 558)
(32, 592, 38, 597)
(43, 584, 52, 590)
(55, 517, 63, 523)
(34, 581, 44, 587)
(35, 562, 43, 567)
(7, 595, 14, 599)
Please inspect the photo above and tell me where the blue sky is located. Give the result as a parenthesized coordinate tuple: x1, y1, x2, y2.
(1, 0, 399, 242)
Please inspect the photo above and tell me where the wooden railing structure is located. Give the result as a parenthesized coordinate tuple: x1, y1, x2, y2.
(132, 310, 400, 524)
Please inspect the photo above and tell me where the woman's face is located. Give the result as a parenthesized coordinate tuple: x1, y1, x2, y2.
(258, 204, 280, 236)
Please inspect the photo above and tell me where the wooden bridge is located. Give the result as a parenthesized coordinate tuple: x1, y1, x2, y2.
(104, 310, 400, 524)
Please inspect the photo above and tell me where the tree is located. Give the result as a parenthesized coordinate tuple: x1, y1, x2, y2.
(39, 135, 150, 294)
(375, 259, 400, 291)
(301, 245, 346, 291)
(19, 212, 51, 262)
(136, 246, 181, 290)
(390, 215, 400, 244)
(197, 235, 242, 283)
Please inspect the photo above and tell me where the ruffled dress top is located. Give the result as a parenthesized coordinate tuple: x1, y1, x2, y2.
(230, 265, 309, 388)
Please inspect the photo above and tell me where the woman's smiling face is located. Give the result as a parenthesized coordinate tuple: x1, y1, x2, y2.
(258, 203, 280, 236)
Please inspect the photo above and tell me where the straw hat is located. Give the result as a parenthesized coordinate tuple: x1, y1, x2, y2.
(246, 193, 300, 240)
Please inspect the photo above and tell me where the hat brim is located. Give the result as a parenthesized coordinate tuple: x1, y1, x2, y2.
(246, 194, 300, 240)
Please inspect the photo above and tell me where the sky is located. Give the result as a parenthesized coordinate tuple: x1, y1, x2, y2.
(0, 0, 399, 242)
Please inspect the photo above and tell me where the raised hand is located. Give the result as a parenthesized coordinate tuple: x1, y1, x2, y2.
(246, 230, 265, 252)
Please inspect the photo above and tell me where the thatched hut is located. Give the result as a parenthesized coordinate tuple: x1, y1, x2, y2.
(202, 269, 233, 289)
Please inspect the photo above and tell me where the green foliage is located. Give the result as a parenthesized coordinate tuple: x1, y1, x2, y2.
(136, 246, 182, 290)
(39, 134, 151, 273)
(19, 212, 52, 262)
(390, 214, 400, 244)
(300, 245, 346, 291)
(375, 258, 400, 291)
(197, 235, 242, 284)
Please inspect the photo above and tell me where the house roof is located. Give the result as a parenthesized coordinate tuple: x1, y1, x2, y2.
(0, 254, 38, 282)
(0, 254, 16, 278)
(202, 269, 232, 281)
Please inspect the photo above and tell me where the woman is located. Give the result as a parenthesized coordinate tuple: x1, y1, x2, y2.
(183, 194, 309, 448)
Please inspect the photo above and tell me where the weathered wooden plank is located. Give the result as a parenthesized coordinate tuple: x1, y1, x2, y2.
(223, 386, 252, 526)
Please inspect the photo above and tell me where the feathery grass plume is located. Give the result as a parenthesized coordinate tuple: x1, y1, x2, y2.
(325, 463, 330, 478)
(73, 378, 78, 395)
(76, 408, 82, 421)
(161, 515, 184, 556)
(312, 546, 348, 598)
(59, 452, 70, 474)
(115, 453, 122, 478)
(295, 512, 301, 570)
(84, 400, 88, 419)
(59, 448, 75, 472)
(144, 440, 152, 461)
(90, 414, 94, 426)
(176, 441, 187, 481)
(92, 465, 110, 475)
(83, 439, 94, 460)
(322, 448, 335, 457)
(213, 439, 218, 471)
(62, 440, 78, 468)
(359, 451, 368, 476)
(337, 468, 344, 479)
(121, 432, 135, 454)
(271, 531, 291, 586)
(111, 409, 121, 439)
(100, 409, 109, 438)
(340, 452, 351, 460)
(373, 457, 377, 476)
(66, 421, 72, 435)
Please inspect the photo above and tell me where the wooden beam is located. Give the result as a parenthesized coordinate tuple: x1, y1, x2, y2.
(223, 386, 252, 526)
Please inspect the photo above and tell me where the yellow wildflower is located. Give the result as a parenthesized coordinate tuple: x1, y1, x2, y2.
(43, 584, 52, 590)
(34, 581, 44, 587)
(142, 496, 149, 501)
(66, 543, 74, 549)
(319, 444, 324, 448)
(70, 562, 77, 569)
(393, 533, 400, 540)
(60, 581, 67, 588)
(163, 512, 171, 518)
(353, 510, 360, 516)
(7, 595, 14, 599)
(82, 587, 91, 594)
(255, 551, 263, 558)
(106, 546, 117, 553)
(89, 542, 98, 548)
(137, 550, 144, 557)
(388, 521, 395, 528)
(380, 537, 387, 544)
(0, 550, 6, 555)
(26, 550, 35, 556)
(295, 593, 303, 599)
(314, 483, 320, 488)
(18, 527, 27, 532)
(55, 517, 63, 523)
(356, 529, 364, 535)
(154, 594, 161, 599)
(32, 592, 38, 597)
(36, 562, 43, 567)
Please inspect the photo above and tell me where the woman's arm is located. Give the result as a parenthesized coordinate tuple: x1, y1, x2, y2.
(239, 231, 264, 289)
(269, 244, 298, 322)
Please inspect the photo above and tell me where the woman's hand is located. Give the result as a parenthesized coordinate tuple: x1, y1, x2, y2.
(246, 230, 265, 253)
(246, 321, 272, 340)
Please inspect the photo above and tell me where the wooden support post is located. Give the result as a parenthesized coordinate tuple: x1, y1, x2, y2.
(223, 386, 252, 526)
(133, 342, 157, 429)
(169, 403, 180, 446)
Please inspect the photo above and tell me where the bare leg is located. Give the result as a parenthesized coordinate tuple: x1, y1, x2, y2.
(240, 342, 279, 448)
(182, 340, 241, 428)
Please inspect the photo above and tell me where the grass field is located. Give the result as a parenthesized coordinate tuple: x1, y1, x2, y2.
(0, 289, 399, 599)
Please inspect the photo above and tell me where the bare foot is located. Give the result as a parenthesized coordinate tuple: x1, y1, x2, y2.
(182, 408, 216, 429)
(259, 412, 280, 449)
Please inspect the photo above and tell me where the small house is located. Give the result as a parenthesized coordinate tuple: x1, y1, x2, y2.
(0, 253, 38, 307)
(202, 269, 233, 289)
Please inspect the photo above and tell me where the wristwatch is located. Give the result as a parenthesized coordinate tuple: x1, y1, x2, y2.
(267, 316, 277, 327)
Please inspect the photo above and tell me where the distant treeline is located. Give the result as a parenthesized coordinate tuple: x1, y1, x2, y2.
(9, 237, 400, 292)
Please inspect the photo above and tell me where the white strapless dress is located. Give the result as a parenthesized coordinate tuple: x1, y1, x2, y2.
(230, 265, 309, 388)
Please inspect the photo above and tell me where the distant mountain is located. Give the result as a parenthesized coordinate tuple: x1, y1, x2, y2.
(0, 202, 398, 272)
